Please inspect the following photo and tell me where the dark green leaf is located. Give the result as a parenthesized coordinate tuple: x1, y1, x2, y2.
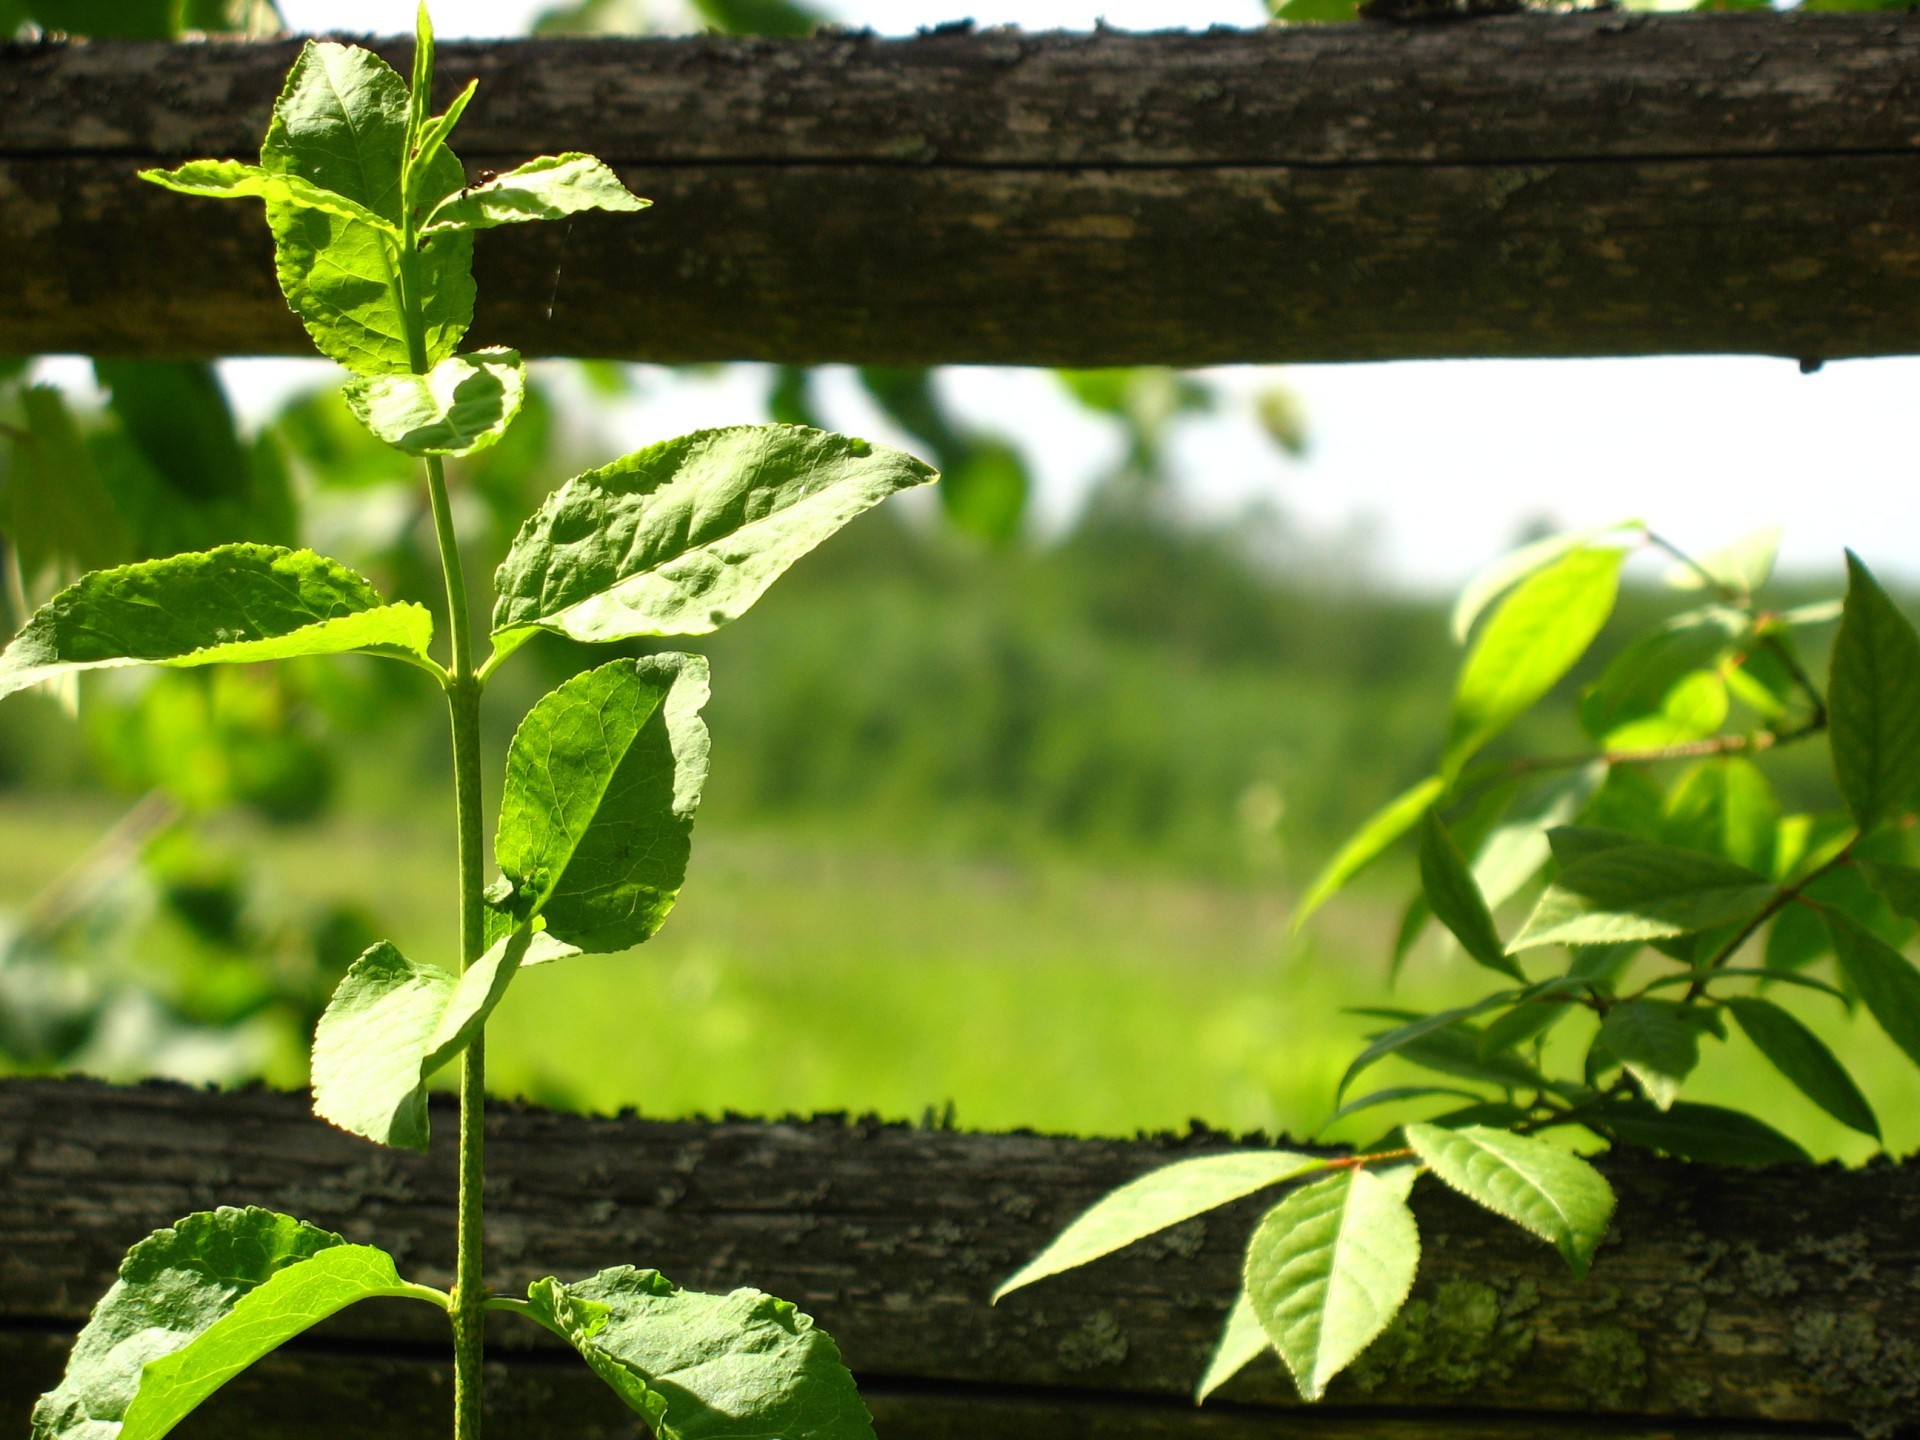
(423, 153, 648, 232)
(1319, 1085, 1486, 1132)
(1827, 910, 1920, 1068)
(1242, 1167, 1420, 1402)
(1545, 825, 1640, 868)
(1405, 1123, 1614, 1277)
(32, 1208, 439, 1440)
(1857, 859, 1920, 925)
(1419, 810, 1521, 979)
(1828, 551, 1920, 832)
(0, 544, 433, 701)
(95, 361, 250, 509)
(1295, 775, 1444, 927)
(1337, 993, 1518, 1097)
(1477, 997, 1573, 1057)
(1724, 997, 1878, 1138)
(525, 1268, 874, 1440)
(2, 386, 133, 588)
(995, 1150, 1325, 1299)
(1594, 1099, 1811, 1165)
(1445, 546, 1625, 774)
(310, 931, 532, 1150)
(343, 348, 526, 457)
(492, 655, 710, 953)
(690, 0, 821, 33)
(1392, 1023, 1548, 1092)
(1513, 842, 1775, 950)
(492, 425, 935, 651)
(1597, 999, 1698, 1109)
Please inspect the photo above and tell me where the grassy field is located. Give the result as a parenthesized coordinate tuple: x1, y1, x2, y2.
(0, 794, 1910, 1163)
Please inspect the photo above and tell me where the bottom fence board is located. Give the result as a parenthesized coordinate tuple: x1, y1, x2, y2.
(3, 1078, 1916, 1437)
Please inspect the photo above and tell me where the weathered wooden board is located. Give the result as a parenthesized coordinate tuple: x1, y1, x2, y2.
(2, 1078, 1914, 1438)
(5, 14, 1920, 364)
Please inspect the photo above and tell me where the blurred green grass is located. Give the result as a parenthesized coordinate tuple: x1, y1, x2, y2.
(1, 795, 1907, 1162)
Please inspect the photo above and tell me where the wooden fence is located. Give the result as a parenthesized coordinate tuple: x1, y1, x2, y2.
(2, 1079, 1916, 1438)
(5, 13, 1920, 364)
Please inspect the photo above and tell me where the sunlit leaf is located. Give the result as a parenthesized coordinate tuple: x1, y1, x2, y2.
(492, 426, 935, 651)
(1828, 551, 1920, 832)
(1578, 611, 1741, 744)
(0, 545, 432, 702)
(423, 153, 648, 233)
(1512, 841, 1775, 950)
(1472, 763, 1605, 911)
(344, 348, 526, 457)
(1196, 1291, 1271, 1402)
(141, 158, 398, 233)
(1405, 1123, 1614, 1276)
(995, 1151, 1325, 1300)
(1243, 1167, 1420, 1401)
(1295, 775, 1444, 928)
(491, 655, 710, 953)
(1663, 526, 1780, 596)
(1449, 524, 1631, 643)
(523, 1268, 874, 1440)
(1445, 546, 1626, 774)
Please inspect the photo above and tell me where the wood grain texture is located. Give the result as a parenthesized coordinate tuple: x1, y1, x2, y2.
(2, 1078, 1916, 1437)
(4, 14, 1920, 363)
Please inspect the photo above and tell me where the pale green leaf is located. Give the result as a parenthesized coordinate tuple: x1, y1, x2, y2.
(1294, 775, 1444, 928)
(1449, 524, 1631, 643)
(1511, 842, 1775, 950)
(1242, 1167, 1420, 1402)
(309, 931, 530, 1150)
(527, 1268, 875, 1440)
(1724, 997, 1878, 1138)
(409, 80, 477, 203)
(1829, 551, 1920, 832)
(1595, 1099, 1810, 1165)
(31, 1208, 435, 1440)
(1418, 810, 1521, 980)
(1600, 670, 1728, 751)
(0, 544, 433, 702)
(1577, 611, 1741, 743)
(423, 152, 649, 233)
(491, 425, 935, 648)
(1195, 1291, 1271, 1403)
(1664, 526, 1781, 596)
(344, 348, 526, 457)
(994, 1151, 1326, 1301)
(1445, 546, 1625, 774)
(1598, 999, 1698, 1109)
(1827, 910, 1920, 1068)
(140, 159, 397, 234)
(1472, 763, 1605, 911)
(1405, 1123, 1614, 1277)
(492, 655, 711, 953)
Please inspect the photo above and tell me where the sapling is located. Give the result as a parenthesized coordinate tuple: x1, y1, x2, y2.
(1001, 524, 1920, 1404)
(27, 12, 932, 1439)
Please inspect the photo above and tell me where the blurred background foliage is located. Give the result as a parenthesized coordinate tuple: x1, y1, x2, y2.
(0, 0, 1897, 1160)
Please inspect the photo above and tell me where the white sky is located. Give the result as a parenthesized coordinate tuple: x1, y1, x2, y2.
(243, 0, 1917, 590)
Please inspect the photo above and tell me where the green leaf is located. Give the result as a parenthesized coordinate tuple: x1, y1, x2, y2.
(994, 1150, 1326, 1300)
(1723, 997, 1878, 1139)
(1295, 775, 1445, 927)
(1449, 524, 1630, 643)
(310, 931, 532, 1150)
(1405, 1123, 1614, 1277)
(0, 544, 433, 702)
(525, 1268, 874, 1440)
(1511, 842, 1775, 950)
(1594, 1099, 1811, 1165)
(409, 79, 478, 202)
(1663, 758, 1779, 876)
(1663, 526, 1781, 596)
(140, 159, 398, 234)
(1827, 910, 1920, 1068)
(1445, 546, 1625, 773)
(1391, 1021, 1549, 1092)
(1578, 612, 1741, 744)
(1857, 859, 1920, 925)
(492, 426, 935, 650)
(1195, 1291, 1270, 1403)
(423, 153, 649, 233)
(1419, 810, 1522, 980)
(492, 655, 710, 953)
(343, 348, 526, 457)
(1472, 763, 1605, 911)
(259, 42, 472, 373)
(1242, 1167, 1420, 1402)
(1477, 996, 1573, 1057)
(3, 385, 134, 589)
(1320, 1085, 1485, 1133)
(1828, 551, 1920, 832)
(31, 1208, 438, 1440)
(1338, 993, 1523, 1097)
(1597, 1000, 1698, 1109)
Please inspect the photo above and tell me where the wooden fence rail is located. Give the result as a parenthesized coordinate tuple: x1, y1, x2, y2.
(2, 1078, 1916, 1438)
(6, 13, 1920, 365)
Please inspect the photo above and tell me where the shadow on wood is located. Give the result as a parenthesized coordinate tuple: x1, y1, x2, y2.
(2, 1078, 1915, 1437)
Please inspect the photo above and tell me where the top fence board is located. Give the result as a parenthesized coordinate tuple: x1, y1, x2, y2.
(3, 13, 1920, 364)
